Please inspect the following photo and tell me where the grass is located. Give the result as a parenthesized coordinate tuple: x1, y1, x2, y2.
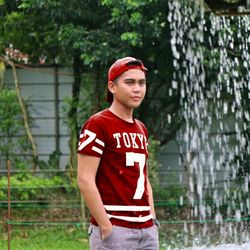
(1, 222, 249, 250)
(0, 226, 89, 250)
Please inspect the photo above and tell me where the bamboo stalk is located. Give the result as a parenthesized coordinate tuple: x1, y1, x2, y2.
(0, 59, 5, 89)
(10, 61, 38, 171)
(0, 56, 38, 171)
(80, 195, 87, 231)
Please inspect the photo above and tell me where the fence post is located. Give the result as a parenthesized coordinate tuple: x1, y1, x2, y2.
(7, 159, 11, 250)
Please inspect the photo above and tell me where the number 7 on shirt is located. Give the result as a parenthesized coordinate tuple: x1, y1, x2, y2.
(126, 152, 146, 199)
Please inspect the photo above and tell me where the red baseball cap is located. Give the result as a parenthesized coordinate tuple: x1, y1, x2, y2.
(107, 57, 148, 103)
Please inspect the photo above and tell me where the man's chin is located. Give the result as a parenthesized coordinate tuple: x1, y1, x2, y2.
(130, 103, 141, 109)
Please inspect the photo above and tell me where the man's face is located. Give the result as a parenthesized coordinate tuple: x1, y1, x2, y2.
(110, 69, 147, 109)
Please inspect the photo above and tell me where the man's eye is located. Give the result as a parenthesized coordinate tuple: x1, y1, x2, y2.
(126, 81, 133, 85)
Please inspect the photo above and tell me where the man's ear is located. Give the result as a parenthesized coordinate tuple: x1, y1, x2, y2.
(108, 81, 115, 94)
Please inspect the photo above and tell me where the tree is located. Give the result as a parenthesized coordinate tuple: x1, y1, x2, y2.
(0, 0, 115, 174)
(100, 0, 181, 144)
(0, 0, 180, 155)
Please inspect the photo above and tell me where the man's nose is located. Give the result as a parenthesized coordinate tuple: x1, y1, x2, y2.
(133, 83, 141, 92)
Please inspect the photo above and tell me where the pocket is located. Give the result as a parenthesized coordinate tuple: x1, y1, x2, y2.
(88, 225, 93, 236)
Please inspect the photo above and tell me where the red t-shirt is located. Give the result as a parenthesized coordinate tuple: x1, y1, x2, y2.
(77, 109, 153, 228)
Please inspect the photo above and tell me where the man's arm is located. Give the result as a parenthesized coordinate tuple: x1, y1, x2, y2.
(77, 153, 112, 239)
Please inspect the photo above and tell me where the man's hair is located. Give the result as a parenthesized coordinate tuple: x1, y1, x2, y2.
(126, 59, 144, 67)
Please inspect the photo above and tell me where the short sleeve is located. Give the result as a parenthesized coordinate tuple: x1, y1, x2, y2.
(77, 118, 105, 158)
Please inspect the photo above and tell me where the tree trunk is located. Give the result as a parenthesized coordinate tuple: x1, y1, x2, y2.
(67, 55, 87, 230)
(68, 55, 81, 181)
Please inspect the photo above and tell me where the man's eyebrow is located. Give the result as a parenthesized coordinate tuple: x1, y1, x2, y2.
(124, 78, 146, 81)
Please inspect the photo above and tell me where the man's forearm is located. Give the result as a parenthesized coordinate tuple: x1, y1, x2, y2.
(78, 180, 112, 233)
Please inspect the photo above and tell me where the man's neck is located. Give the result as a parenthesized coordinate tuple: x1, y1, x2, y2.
(108, 103, 134, 123)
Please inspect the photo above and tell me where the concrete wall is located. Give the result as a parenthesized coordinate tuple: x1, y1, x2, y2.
(1, 65, 73, 169)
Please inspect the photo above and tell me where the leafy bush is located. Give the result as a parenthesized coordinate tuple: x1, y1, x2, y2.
(0, 88, 32, 168)
(153, 184, 186, 202)
(0, 173, 70, 201)
(153, 184, 187, 219)
(36, 150, 62, 177)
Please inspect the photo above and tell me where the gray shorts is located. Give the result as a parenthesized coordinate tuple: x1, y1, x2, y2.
(88, 224, 159, 250)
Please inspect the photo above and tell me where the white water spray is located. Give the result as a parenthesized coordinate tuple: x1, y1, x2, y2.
(167, 0, 250, 248)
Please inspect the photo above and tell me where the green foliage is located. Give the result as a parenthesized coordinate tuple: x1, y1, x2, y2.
(63, 83, 93, 129)
(36, 150, 62, 177)
(0, 174, 68, 201)
(147, 136, 187, 218)
(154, 184, 185, 202)
(0, 89, 21, 135)
(153, 184, 186, 219)
(0, 0, 116, 65)
(101, 0, 167, 49)
(148, 136, 161, 187)
(0, 89, 31, 167)
(120, 32, 142, 47)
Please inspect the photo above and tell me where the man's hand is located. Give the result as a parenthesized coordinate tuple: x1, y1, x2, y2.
(101, 221, 113, 240)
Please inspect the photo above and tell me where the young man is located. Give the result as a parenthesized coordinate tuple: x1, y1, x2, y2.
(77, 57, 159, 250)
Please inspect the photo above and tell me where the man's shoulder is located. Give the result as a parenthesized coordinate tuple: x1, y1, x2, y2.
(134, 118, 146, 129)
(133, 119, 148, 138)
(85, 109, 114, 128)
(90, 109, 111, 122)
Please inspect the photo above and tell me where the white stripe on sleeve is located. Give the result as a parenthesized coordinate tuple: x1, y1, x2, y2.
(92, 146, 103, 155)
